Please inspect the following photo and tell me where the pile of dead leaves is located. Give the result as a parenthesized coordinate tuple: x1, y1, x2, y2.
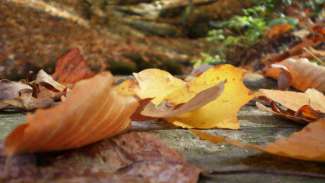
(0, 47, 325, 182)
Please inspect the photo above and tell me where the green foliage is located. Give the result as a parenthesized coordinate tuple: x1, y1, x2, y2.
(192, 53, 225, 68)
(193, 0, 323, 67)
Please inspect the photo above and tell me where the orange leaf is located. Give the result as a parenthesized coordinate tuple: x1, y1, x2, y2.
(266, 23, 293, 39)
(52, 48, 95, 84)
(193, 118, 325, 162)
(264, 58, 325, 92)
(4, 72, 138, 156)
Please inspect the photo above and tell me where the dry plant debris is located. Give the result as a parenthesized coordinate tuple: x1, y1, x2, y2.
(5, 72, 138, 155)
(264, 58, 325, 92)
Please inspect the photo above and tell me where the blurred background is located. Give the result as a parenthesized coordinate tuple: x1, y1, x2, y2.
(0, 0, 324, 79)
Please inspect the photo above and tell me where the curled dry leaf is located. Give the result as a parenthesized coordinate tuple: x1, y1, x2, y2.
(0, 70, 67, 111)
(35, 70, 66, 92)
(264, 58, 325, 92)
(4, 72, 139, 156)
(192, 118, 325, 162)
(257, 89, 325, 123)
(135, 65, 253, 129)
(141, 81, 225, 118)
(52, 48, 95, 84)
(0, 80, 32, 100)
(0, 79, 33, 110)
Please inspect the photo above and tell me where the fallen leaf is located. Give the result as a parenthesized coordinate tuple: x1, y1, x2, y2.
(264, 58, 325, 92)
(258, 89, 325, 113)
(193, 118, 325, 162)
(0, 80, 32, 109)
(4, 72, 139, 156)
(141, 81, 225, 118)
(262, 118, 325, 161)
(1, 132, 200, 183)
(134, 68, 186, 105)
(166, 65, 254, 129)
(35, 69, 66, 92)
(266, 23, 293, 39)
(0, 70, 67, 111)
(257, 89, 325, 123)
(52, 48, 95, 84)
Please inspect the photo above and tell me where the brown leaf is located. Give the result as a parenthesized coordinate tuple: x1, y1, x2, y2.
(141, 81, 225, 118)
(1, 132, 200, 183)
(257, 89, 325, 123)
(35, 70, 66, 92)
(258, 89, 325, 112)
(264, 58, 325, 92)
(4, 72, 139, 156)
(0, 80, 32, 100)
(52, 48, 95, 84)
(193, 118, 325, 162)
(0, 80, 32, 109)
(0, 70, 67, 111)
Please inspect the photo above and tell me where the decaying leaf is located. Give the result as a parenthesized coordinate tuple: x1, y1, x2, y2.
(4, 72, 139, 156)
(193, 118, 325, 162)
(52, 48, 95, 84)
(264, 58, 325, 92)
(35, 69, 66, 92)
(257, 89, 325, 123)
(165, 65, 254, 129)
(1, 132, 200, 183)
(0, 80, 32, 109)
(0, 80, 32, 100)
(0, 70, 67, 111)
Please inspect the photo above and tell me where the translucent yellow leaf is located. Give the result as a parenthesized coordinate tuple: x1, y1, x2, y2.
(115, 79, 137, 97)
(134, 69, 186, 105)
(166, 65, 254, 129)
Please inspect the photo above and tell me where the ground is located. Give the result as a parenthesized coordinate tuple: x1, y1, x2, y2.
(1, 105, 324, 183)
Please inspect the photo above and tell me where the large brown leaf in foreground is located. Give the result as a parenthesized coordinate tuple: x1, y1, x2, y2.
(264, 58, 325, 92)
(193, 118, 325, 162)
(5, 72, 138, 156)
(1, 132, 200, 183)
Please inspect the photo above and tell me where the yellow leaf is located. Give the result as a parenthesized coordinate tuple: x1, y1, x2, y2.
(134, 69, 186, 105)
(166, 65, 254, 129)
